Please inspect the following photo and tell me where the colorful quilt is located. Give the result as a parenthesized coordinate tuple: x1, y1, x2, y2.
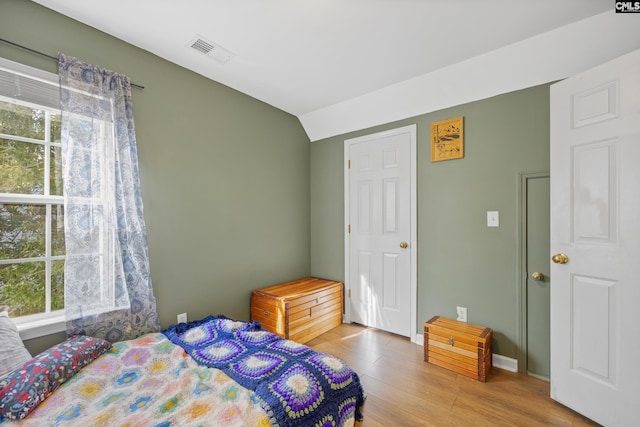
(0, 333, 270, 426)
(162, 316, 365, 427)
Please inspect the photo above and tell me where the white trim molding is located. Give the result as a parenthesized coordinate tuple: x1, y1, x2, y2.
(492, 354, 518, 373)
(16, 315, 66, 340)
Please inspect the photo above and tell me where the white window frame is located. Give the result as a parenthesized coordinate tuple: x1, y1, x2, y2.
(1, 58, 123, 339)
(0, 95, 66, 339)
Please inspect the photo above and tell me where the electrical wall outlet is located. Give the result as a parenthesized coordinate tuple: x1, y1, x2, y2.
(487, 211, 499, 227)
(177, 312, 187, 324)
(456, 306, 467, 323)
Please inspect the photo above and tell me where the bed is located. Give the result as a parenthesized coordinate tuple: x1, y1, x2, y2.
(0, 315, 365, 426)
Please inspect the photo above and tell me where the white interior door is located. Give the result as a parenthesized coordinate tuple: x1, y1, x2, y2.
(550, 49, 640, 426)
(344, 125, 416, 338)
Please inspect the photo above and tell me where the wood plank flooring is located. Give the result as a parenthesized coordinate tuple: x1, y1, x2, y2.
(306, 323, 600, 427)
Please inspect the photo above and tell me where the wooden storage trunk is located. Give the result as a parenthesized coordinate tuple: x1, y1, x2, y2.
(423, 316, 493, 382)
(250, 277, 343, 344)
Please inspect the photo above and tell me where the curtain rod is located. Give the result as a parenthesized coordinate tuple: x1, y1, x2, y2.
(0, 38, 145, 90)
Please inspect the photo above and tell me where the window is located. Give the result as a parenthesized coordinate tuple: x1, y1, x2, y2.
(0, 58, 65, 337)
(0, 58, 128, 338)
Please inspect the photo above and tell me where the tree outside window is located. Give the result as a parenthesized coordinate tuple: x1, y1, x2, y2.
(0, 99, 65, 318)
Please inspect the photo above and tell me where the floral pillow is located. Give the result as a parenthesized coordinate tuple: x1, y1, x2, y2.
(0, 335, 112, 421)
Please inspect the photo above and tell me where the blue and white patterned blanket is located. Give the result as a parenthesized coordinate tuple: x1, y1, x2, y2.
(162, 316, 365, 427)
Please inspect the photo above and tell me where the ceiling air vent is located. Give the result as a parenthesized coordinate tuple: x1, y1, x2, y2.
(190, 38, 215, 55)
(187, 34, 235, 64)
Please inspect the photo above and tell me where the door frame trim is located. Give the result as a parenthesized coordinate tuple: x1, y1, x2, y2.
(343, 124, 418, 342)
(517, 170, 550, 376)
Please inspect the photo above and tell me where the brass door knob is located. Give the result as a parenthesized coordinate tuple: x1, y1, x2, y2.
(531, 272, 544, 281)
(551, 253, 569, 264)
(400, 242, 408, 249)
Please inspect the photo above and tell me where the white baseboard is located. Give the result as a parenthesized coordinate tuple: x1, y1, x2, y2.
(415, 332, 518, 373)
(492, 354, 518, 372)
(414, 332, 424, 346)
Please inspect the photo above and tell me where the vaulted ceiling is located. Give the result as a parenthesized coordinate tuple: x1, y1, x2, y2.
(32, 0, 612, 114)
(32, 1, 635, 140)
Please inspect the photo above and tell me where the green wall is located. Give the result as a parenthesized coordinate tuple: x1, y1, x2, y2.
(1, 0, 311, 355)
(3, 1, 551, 360)
(310, 85, 550, 359)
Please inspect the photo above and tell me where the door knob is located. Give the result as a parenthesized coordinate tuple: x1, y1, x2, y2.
(551, 253, 569, 264)
(400, 242, 408, 249)
(531, 272, 544, 281)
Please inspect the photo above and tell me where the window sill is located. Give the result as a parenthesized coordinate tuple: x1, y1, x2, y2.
(16, 315, 66, 340)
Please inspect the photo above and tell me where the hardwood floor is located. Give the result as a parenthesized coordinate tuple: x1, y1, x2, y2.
(306, 323, 600, 427)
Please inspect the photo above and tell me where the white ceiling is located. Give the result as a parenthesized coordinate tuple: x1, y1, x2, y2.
(33, 0, 612, 119)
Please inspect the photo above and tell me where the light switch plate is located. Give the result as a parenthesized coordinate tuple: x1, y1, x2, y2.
(487, 211, 499, 227)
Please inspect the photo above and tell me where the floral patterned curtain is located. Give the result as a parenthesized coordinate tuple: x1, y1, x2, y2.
(58, 54, 159, 341)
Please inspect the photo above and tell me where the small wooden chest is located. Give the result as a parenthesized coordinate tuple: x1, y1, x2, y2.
(424, 316, 493, 382)
(250, 277, 343, 344)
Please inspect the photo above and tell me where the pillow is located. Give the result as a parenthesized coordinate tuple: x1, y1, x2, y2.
(0, 334, 112, 420)
(0, 311, 32, 380)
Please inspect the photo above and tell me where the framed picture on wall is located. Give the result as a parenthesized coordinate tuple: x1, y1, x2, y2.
(431, 116, 464, 162)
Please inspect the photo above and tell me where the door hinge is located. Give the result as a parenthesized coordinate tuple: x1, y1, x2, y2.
(348, 159, 351, 169)
(348, 289, 351, 298)
(348, 224, 351, 233)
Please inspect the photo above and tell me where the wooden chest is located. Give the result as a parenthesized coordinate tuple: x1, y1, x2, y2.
(250, 277, 343, 344)
(423, 316, 493, 382)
